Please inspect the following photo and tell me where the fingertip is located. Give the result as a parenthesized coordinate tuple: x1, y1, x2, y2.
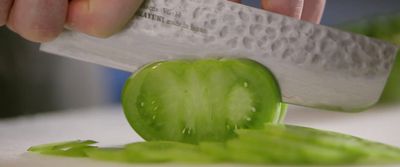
(80, 28, 116, 38)
(67, 0, 143, 38)
(66, 0, 106, 37)
(7, 22, 61, 42)
(301, 0, 326, 24)
(21, 29, 60, 42)
(7, 0, 67, 43)
(261, 0, 304, 19)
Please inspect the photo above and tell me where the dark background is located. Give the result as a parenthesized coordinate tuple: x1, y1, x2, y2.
(1, 0, 399, 118)
(241, 0, 400, 25)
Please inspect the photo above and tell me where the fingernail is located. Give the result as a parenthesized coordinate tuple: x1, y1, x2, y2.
(261, 0, 304, 19)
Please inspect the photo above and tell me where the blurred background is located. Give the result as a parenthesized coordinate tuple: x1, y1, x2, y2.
(1, 0, 399, 118)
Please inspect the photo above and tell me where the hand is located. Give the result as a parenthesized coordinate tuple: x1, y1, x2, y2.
(0, 0, 325, 43)
(0, 0, 143, 42)
(230, 0, 326, 24)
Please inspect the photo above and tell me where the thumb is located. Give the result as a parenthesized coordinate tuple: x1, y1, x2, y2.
(261, 0, 304, 19)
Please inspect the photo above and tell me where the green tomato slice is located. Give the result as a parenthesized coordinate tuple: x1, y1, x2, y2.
(86, 141, 216, 163)
(28, 125, 400, 165)
(228, 124, 400, 165)
(27, 140, 97, 157)
(122, 58, 285, 143)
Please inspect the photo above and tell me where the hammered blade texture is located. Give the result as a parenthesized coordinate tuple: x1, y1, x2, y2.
(130, 0, 397, 77)
(41, 0, 399, 111)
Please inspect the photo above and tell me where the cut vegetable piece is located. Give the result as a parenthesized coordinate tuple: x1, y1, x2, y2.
(198, 142, 231, 162)
(28, 140, 97, 157)
(229, 125, 400, 165)
(124, 141, 215, 163)
(122, 58, 284, 143)
(86, 148, 132, 163)
(36, 146, 96, 157)
(28, 140, 96, 152)
(87, 141, 216, 163)
(229, 129, 359, 164)
(28, 124, 400, 165)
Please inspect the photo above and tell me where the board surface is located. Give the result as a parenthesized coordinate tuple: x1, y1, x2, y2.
(1, 105, 400, 167)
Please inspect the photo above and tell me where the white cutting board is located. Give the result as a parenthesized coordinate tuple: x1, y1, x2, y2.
(1, 105, 400, 167)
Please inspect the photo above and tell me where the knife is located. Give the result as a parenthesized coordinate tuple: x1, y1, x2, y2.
(40, 0, 399, 112)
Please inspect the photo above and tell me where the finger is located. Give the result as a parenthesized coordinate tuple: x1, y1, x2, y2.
(7, 0, 68, 42)
(261, 0, 304, 19)
(67, 0, 144, 38)
(0, 0, 14, 26)
(301, 0, 326, 24)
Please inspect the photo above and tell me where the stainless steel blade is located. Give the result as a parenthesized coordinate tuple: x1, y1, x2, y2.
(40, 0, 399, 111)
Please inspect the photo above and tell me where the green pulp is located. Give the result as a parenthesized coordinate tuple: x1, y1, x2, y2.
(122, 58, 285, 143)
(28, 124, 400, 165)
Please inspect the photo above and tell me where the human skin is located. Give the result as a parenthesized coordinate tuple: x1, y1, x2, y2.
(0, 0, 325, 43)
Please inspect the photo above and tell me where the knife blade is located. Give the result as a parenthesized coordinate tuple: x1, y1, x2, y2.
(40, 0, 399, 112)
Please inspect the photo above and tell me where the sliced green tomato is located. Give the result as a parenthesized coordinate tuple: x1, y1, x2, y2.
(122, 58, 285, 143)
(124, 141, 215, 163)
(28, 140, 97, 157)
(227, 124, 400, 165)
(28, 125, 400, 165)
(85, 148, 130, 162)
(86, 141, 216, 163)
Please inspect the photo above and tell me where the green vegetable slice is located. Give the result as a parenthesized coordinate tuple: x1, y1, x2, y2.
(229, 124, 400, 165)
(124, 141, 215, 163)
(122, 58, 285, 143)
(85, 148, 130, 162)
(28, 140, 97, 157)
(28, 125, 400, 165)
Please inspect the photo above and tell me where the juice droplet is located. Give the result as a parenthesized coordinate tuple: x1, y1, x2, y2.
(243, 82, 249, 88)
(151, 63, 162, 70)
